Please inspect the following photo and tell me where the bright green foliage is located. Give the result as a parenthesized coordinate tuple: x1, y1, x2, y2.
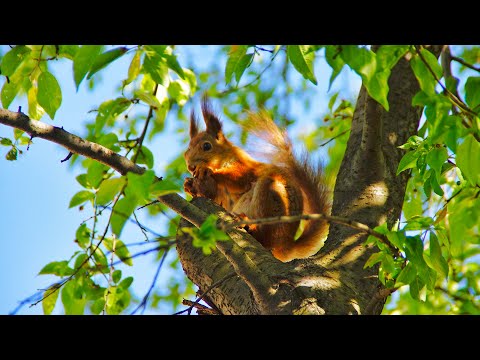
(69, 190, 94, 208)
(42, 285, 60, 315)
(104, 238, 133, 266)
(37, 71, 62, 119)
(87, 47, 128, 80)
(287, 45, 318, 85)
(96, 177, 125, 205)
(73, 45, 102, 89)
(181, 215, 230, 255)
(225, 45, 254, 85)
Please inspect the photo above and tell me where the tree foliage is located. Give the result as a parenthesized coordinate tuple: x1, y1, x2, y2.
(0, 45, 479, 314)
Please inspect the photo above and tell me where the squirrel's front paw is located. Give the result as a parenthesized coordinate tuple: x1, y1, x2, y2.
(184, 177, 196, 196)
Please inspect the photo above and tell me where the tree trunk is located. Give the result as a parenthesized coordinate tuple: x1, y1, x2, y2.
(176, 45, 443, 315)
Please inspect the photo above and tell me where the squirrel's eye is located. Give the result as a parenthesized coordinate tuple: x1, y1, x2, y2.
(203, 142, 212, 151)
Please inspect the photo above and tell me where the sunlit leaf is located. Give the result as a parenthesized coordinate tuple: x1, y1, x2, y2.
(287, 45, 317, 85)
(37, 71, 62, 119)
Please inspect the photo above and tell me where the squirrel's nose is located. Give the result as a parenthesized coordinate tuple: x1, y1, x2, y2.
(188, 165, 196, 173)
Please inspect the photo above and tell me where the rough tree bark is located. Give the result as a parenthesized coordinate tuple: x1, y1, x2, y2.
(0, 45, 443, 315)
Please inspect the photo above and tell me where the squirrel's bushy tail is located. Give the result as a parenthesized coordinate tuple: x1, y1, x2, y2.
(246, 112, 331, 259)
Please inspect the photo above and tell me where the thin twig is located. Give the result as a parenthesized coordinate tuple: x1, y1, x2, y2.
(130, 248, 170, 315)
(318, 128, 350, 147)
(30, 189, 125, 308)
(137, 199, 160, 210)
(450, 55, 480, 73)
(103, 234, 117, 315)
(131, 83, 158, 163)
(133, 211, 149, 241)
(173, 272, 237, 315)
(219, 48, 282, 96)
(415, 45, 476, 118)
(223, 213, 400, 257)
(181, 300, 219, 315)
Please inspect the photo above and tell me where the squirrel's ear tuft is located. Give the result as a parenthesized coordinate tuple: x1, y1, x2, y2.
(190, 109, 199, 138)
(201, 94, 223, 139)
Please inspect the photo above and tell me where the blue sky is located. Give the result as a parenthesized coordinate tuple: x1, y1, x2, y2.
(0, 45, 361, 314)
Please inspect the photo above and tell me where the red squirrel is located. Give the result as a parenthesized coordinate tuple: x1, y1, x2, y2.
(183, 97, 330, 262)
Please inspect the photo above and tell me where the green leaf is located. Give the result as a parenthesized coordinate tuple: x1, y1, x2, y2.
(367, 69, 390, 111)
(456, 134, 480, 186)
(134, 89, 161, 108)
(135, 146, 154, 169)
(119, 276, 134, 290)
(325, 46, 345, 90)
(427, 232, 449, 279)
(328, 92, 339, 111)
(235, 53, 254, 83)
(75, 223, 91, 249)
(168, 79, 190, 106)
(0, 138, 12, 146)
(76, 174, 91, 189)
(465, 76, 480, 111)
(287, 45, 318, 85)
(1, 79, 20, 108)
(428, 170, 444, 197)
(0, 45, 31, 77)
(27, 84, 45, 120)
(74, 253, 89, 270)
(125, 50, 142, 86)
(386, 231, 406, 250)
(340, 45, 377, 82)
(73, 45, 102, 90)
(105, 286, 131, 315)
(112, 269, 122, 284)
(420, 48, 443, 79)
(5, 147, 17, 161)
(96, 177, 125, 206)
(404, 216, 434, 231)
(69, 190, 94, 208)
(404, 236, 430, 284)
(397, 150, 420, 175)
(375, 45, 409, 69)
(426, 146, 448, 181)
(145, 45, 167, 56)
(104, 237, 133, 266)
(409, 276, 426, 302)
(95, 97, 130, 134)
(91, 298, 106, 315)
(364, 252, 384, 268)
(58, 45, 80, 60)
(225, 45, 248, 84)
(164, 53, 185, 79)
(410, 54, 437, 95)
(37, 71, 62, 119)
(396, 262, 417, 286)
(39, 260, 74, 276)
(42, 285, 60, 315)
(86, 161, 108, 189)
(92, 247, 108, 272)
(143, 52, 170, 86)
(125, 170, 155, 201)
(61, 280, 86, 315)
(150, 178, 180, 197)
(87, 46, 128, 80)
(111, 195, 138, 237)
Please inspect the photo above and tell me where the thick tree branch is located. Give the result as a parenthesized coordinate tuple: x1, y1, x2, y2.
(0, 109, 145, 176)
